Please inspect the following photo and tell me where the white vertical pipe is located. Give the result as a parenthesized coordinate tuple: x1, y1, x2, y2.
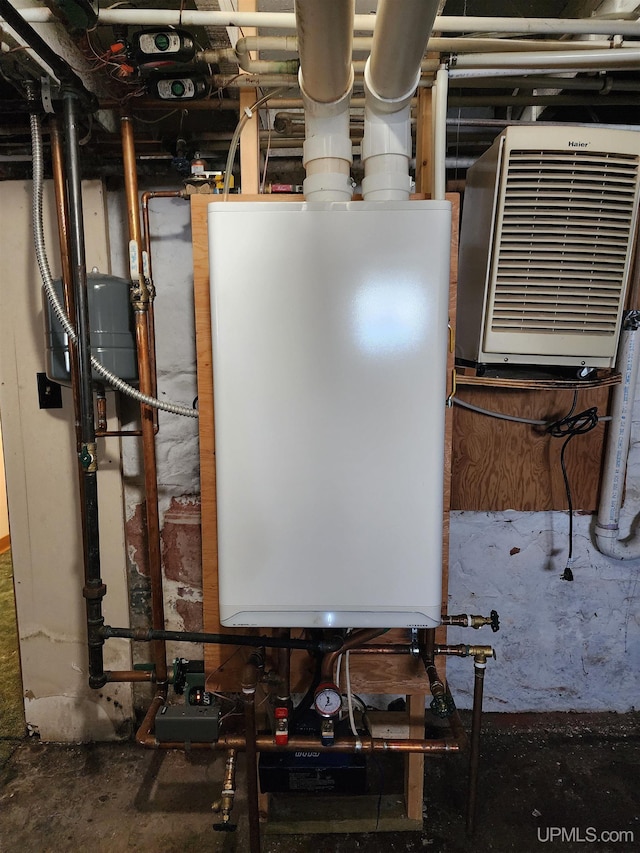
(295, 0, 354, 202)
(432, 66, 448, 201)
(362, 0, 439, 201)
(595, 318, 640, 560)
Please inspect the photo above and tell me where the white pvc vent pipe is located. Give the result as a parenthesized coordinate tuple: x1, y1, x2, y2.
(361, 0, 439, 201)
(595, 319, 640, 560)
(295, 0, 354, 202)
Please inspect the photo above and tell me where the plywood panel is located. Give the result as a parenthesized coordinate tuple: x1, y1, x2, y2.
(451, 385, 610, 511)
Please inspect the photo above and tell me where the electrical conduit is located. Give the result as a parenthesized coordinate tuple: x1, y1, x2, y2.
(295, 0, 354, 201)
(361, 0, 439, 201)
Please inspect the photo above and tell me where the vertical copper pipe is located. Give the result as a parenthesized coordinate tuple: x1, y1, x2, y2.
(466, 659, 486, 836)
(243, 689, 262, 853)
(121, 115, 167, 684)
(140, 189, 183, 430)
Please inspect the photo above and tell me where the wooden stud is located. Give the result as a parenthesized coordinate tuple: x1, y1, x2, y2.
(238, 0, 261, 194)
(415, 88, 433, 196)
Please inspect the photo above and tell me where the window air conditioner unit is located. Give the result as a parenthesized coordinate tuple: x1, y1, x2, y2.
(456, 125, 640, 370)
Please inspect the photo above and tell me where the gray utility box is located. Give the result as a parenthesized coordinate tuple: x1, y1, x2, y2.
(155, 703, 220, 743)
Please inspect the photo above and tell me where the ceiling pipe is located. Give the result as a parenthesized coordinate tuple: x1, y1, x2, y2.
(11, 8, 640, 38)
(451, 46, 640, 71)
(361, 0, 439, 201)
(295, 0, 355, 202)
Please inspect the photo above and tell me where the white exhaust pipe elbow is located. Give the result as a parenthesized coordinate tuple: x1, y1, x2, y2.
(300, 68, 354, 201)
(361, 58, 417, 201)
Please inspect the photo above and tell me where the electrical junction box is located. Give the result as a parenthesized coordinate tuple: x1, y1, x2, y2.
(258, 750, 367, 794)
(155, 702, 220, 743)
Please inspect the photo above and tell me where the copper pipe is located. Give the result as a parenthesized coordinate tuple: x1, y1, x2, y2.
(321, 628, 388, 681)
(96, 387, 107, 433)
(96, 429, 144, 437)
(243, 685, 261, 853)
(348, 644, 412, 655)
(466, 658, 486, 836)
(135, 688, 168, 747)
(121, 115, 167, 684)
(136, 726, 465, 753)
(106, 670, 155, 683)
(140, 189, 185, 430)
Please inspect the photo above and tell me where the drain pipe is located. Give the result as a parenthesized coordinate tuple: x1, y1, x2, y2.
(295, 0, 354, 201)
(362, 0, 439, 201)
(595, 311, 640, 560)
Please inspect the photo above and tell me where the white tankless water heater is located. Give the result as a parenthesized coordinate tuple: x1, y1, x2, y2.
(208, 200, 451, 629)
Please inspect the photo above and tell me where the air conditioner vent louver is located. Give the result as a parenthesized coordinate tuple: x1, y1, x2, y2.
(456, 127, 640, 369)
(491, 147, 639, 337)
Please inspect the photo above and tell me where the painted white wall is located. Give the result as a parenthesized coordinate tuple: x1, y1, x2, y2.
(107, 189, 201, 661)
(0, 419, 9, 544)
(0, 181, 133, 741)
(117, 194, 640, 713)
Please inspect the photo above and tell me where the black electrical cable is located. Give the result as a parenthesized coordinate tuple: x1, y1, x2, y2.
(546, 399, 599, 580)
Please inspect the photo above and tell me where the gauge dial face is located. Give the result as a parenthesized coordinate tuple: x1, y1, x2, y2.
(314, 684, 342, 717)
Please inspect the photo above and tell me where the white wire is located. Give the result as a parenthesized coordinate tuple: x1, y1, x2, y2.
(30, 112, 198, 418)
(345, 651, 360, 740)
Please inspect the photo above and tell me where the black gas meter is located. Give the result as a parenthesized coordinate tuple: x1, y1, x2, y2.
(132, 28, 196, 66)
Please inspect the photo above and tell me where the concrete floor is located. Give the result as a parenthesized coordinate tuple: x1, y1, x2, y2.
(0, 711, 638, 853)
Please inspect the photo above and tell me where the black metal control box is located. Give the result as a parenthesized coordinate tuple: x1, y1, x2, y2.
(155, 703, 220, 743)
(259, 750, 367, 794)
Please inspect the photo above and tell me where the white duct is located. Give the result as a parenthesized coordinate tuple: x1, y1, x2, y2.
(362, 0, 439, 201)
(295, 0, 354, 201)
(595, 316, 640, 560)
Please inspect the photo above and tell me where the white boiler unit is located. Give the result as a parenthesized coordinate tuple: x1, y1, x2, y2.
(208, 200, 451, 628)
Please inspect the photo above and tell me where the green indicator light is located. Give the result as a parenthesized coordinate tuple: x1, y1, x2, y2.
(171, 80, 186, 97)
(154, 32, 170, 51)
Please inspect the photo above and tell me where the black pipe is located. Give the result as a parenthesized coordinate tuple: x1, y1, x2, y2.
(0, 0, 96, 110)
(62, 91, 107, 690)
(101, 625, 343, 653)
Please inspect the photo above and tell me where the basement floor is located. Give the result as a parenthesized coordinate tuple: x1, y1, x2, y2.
(0, 711, 638, 853)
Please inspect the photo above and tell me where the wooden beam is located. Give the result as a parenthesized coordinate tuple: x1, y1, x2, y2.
(238, 0, 261, 194)
(415, 88, 433, 196)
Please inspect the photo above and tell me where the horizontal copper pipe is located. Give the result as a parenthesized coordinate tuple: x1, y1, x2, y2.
(106, 670, 155, 683)
(137, 730, 464, 753)
(348, 644, 412, 655)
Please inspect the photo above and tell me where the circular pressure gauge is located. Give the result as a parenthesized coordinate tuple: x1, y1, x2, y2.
(314, 682, 342, 718)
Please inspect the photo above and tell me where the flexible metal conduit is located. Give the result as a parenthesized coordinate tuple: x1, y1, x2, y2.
(30, 119, 197, 418)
